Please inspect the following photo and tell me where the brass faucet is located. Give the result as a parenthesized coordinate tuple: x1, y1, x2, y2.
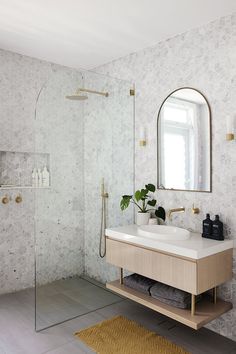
(167, 207, 185, 220)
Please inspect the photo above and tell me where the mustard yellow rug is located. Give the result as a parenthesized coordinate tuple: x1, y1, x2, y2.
(74, 315, 189, 354)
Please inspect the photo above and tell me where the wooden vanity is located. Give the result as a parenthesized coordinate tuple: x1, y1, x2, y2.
(105, 225, 233, 330)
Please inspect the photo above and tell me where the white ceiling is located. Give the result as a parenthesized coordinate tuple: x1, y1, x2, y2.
(0, 0, 235, 69)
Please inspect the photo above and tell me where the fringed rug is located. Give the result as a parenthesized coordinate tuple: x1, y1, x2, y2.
(74, 315, 189, 353)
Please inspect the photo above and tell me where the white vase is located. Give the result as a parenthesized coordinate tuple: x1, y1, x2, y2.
(136, 212, 150, 226)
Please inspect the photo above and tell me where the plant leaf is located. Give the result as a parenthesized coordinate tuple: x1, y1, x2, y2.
(120, 195, 132, 211)
(147, 199, 157, 207)
(145, 184, 156, 193)
(140, 189, 148, 199)
(155, 206, 166, 221)
(134, 190, 142, 202)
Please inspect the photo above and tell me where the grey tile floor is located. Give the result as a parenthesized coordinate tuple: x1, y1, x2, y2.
(35, 277, 121, 330)
(0, 277, 235, 354)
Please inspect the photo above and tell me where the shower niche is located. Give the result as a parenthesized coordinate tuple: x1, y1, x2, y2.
(0, 150, 50, 189)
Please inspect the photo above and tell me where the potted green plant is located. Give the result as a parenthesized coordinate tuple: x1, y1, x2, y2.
(120, 183, 166, 225)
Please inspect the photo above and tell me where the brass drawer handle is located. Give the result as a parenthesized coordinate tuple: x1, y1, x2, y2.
(15, 195, 22, 203)
(2, 196, 9, 204)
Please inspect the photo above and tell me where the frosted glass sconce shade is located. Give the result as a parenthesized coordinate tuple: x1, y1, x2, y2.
(139, 126, 146, 146)
(226, 116, 235, 141)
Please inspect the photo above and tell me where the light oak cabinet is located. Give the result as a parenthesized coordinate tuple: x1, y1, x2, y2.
(106, 238, 232, 295)
(106, 237, 233, 330)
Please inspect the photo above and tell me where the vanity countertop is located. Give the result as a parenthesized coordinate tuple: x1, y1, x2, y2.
(105, 224, 234, 259)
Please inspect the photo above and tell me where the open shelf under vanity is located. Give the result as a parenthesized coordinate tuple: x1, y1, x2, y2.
(107, 280, 232, 330)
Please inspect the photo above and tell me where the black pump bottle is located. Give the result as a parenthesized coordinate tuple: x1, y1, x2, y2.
(212, 215, 224, 240)
(202, 213, 213, 238)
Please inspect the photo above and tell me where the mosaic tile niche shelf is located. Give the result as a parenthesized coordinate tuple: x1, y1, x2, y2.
(0, 151, 50, 189)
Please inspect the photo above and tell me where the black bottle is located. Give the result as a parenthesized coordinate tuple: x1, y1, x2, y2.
(202, 214, 213, 238)
(212, 215, 224, 241)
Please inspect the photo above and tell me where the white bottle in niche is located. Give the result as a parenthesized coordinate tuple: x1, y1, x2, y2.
(38, 168, 42, 187)
(32, 168, 37, 187)
(35, 169, 39, 188)
(42, 166, 50, 187)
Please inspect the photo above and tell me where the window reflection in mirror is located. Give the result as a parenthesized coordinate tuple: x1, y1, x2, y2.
(157, 88, 211, 192)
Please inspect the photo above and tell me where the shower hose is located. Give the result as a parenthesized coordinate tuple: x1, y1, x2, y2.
(99, 191, 107, 258)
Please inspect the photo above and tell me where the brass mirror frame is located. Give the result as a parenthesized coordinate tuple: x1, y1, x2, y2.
(157, 87, 212, 193)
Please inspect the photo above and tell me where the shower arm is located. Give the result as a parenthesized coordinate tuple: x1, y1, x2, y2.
(77, 88, 109, 97)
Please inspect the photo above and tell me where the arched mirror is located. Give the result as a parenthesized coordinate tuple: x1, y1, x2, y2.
(157, 88, 212, 192)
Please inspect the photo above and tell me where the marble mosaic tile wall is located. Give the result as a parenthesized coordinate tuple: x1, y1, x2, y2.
(95, 13, 236, 340)
(0, 49, 84, 293)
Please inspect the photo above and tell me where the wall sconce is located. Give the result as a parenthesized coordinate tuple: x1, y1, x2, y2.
(139, 126, 146, 146)
(226, 115, 235, 141)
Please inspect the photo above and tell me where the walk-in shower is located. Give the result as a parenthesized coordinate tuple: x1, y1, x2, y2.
(34, 70, 135, 331)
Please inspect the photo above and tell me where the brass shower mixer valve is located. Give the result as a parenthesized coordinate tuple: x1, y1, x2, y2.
(2, 195, 10, 204)
(1, 194, 23, 204)
(15, 194, 23, 203)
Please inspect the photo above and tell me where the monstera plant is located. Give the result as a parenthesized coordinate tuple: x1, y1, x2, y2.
(120, 183, 165, 225)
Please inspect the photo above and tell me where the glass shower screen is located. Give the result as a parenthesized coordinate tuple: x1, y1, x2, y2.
(34, 70, 134, 331)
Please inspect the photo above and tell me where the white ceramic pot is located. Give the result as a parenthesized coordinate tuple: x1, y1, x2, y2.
(136, 212, 150, 226)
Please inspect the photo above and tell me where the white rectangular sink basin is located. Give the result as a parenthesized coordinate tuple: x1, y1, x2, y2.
(138, 225, 190, 241)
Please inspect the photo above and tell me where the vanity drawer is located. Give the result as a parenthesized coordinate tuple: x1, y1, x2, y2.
(106, 238, 197, 294)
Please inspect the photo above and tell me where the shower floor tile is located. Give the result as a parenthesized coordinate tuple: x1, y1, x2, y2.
(35, 276, 122, 330)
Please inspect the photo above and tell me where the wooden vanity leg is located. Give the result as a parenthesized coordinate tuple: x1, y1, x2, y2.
(213, 287, 217, 304)
(120, 268, 123, 284)
(191, 294, 195, 316)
